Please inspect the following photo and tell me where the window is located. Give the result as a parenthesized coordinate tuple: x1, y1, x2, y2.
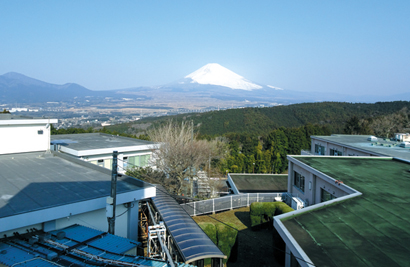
(38, 130, 43, 135)
(330, 148, 342, 156)
(314, 144, 325, 155)
(128, 154, 151, 168)
(123, 157, 128, 169)
(97, 159, 104, 167)
(294, 171, 305, 192)
(321, 188, 336, 202)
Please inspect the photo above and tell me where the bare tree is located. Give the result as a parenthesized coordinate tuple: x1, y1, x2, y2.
(370, 108, 410, 138)
(147, 120, 226, 195)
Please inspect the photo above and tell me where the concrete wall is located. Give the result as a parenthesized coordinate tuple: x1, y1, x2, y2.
(287, 158, 354, 206)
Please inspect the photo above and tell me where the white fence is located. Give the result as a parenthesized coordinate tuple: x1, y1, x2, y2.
(180, 193, 290, 216)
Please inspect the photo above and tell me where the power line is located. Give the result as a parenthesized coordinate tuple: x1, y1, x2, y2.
(116, 159, 315, 266)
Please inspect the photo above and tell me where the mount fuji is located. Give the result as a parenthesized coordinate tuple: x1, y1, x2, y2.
(119, 63, 357, 104)
(181, 63, 263, 91)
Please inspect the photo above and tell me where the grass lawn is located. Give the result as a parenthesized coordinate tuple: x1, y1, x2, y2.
(193, 207, 283, 267)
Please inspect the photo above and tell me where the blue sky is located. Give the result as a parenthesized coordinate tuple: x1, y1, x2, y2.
(1, 1, 409, 95)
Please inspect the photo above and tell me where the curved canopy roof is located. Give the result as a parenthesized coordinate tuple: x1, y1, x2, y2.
(151, 186, 226, 263)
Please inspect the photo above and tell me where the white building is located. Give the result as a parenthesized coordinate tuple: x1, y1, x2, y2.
(394, 132, 410, 142)
(0, 114, 58, 155)
(51, 133, 157, 174)
(0, 115, 155, 241)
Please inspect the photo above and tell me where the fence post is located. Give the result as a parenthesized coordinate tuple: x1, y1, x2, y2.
(194, 202, 196, 216)
(213, 199, 215, 214)
(257, 193, 259, 202)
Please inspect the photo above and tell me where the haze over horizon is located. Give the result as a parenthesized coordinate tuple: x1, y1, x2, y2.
(1, 1, 409, 97)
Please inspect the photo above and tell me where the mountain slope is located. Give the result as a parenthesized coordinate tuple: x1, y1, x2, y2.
(0, 72, 145, 103)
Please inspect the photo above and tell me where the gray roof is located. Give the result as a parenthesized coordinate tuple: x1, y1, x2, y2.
(51, 133, 155, 151)
(312, 134, 410, 161)
(0, 151, 152, 219)
(229, 174, 288, 193)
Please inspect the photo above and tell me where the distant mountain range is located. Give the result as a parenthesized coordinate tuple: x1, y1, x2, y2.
(1, 64, 409, 104)
(0, 72, 145, 104)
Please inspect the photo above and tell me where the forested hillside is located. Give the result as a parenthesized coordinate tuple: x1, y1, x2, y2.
(106, 101, 410, 137)
(62, 101, 409, 176)
(191, 101, 410, 136)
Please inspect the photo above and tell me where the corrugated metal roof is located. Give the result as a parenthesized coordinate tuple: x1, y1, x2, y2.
(151, 186, 226, 263)
(50, 224, 138, 254)
(0, 224, 192, 267)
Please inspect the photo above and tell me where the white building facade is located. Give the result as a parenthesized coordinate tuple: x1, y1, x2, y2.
(0, 114, 58, 155)
(51, 133, 157, 174)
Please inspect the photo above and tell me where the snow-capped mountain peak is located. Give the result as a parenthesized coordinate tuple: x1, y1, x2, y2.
(184, 63, 262, 90)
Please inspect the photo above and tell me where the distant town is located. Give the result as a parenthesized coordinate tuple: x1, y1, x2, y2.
(1, 99, 281, 130)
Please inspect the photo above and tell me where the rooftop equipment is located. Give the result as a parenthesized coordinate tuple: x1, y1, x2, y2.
(367, 136, 378, 142)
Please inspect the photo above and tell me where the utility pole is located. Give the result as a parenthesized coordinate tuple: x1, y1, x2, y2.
(108, 151, 118, 234)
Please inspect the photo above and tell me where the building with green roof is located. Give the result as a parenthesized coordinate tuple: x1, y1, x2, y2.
(227, 173, 288, 194)
(275, 155, 410, 267)
(310, 134, 410, 161)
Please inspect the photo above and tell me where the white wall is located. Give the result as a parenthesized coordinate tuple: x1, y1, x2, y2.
(56, 204, 129, 238)
(1, 204, 135, 240)
(0, 124, 50, 154)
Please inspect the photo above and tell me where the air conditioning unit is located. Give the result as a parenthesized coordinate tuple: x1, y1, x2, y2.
(291, 197, 306, 210)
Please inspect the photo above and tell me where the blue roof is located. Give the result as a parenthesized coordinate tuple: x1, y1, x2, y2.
(0, 224, 192, 267)
(49, 224, 138, 254)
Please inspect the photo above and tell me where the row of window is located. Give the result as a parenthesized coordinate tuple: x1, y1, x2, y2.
(294, 172, 338, 202)
(92, 154, 151, 170)
(315, 144, 344, 156)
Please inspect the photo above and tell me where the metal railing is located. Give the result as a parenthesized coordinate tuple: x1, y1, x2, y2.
(180, 192, 291, 216)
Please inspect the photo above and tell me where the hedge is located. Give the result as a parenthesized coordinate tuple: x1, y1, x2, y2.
(250, 202, 293, 228)
(216, 223, 238, 264)
(198, 222, 238, 265)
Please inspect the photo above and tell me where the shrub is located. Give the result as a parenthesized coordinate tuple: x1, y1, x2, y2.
(198, 222, 238, 265)
(275, 202, 294, 215)
(198, 222, 217, 244)
(250, 202, 293, 228)
(216, 223, 238, 264)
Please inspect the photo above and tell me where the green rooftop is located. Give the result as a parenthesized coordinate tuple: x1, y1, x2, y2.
(229, 174, 288, 193)
(283, 157, 410, 267)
